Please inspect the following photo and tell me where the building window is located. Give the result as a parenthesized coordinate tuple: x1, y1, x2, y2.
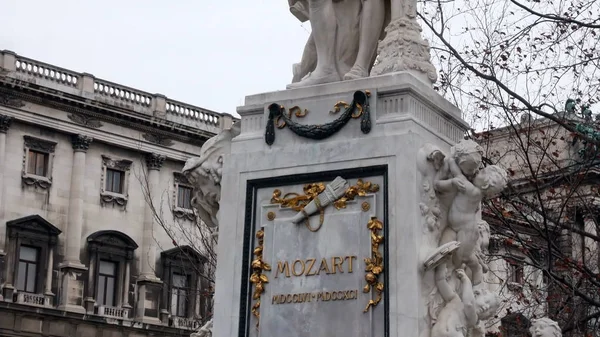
(86, 230, 137, 316)
(97, 260, 118, 307)
(22, 136, 56, 189)
(26, 151, 49, 176)
(173, 172, 194, 220)
(177, 186, 193, 210)
(100, 155, 132, 208)
(16, 245, 39, 293)
(509, 260, 524, 284)
(105, 169, 124, 194)
(161, 246, 210, 326)
(171, 273, 189, 317)
(4, 215, 61, 305)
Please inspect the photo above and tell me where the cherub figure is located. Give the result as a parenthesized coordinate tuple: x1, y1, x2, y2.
(435, 165, 507, 285)
(432, 140, 484, 183)
(530, 317, 562, 337)
(431, 257, 500, 337)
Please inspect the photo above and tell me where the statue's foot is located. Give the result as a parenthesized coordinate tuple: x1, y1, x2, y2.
(343, 65, 369, 81)
(286, 70, 340, 89)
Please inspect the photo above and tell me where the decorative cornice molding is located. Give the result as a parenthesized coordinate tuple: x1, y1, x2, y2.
(21, 173, 52, 189)
(100, 192, 129, 209)
(0, 114, 12, 133)
(146, 153, 166, 171)
(142, 133, 174, 147)
(173, 209, 196, 221)
(0, 92, 25, 108)
(24, 135, 57, 153)
(101, 155, 133, 171)
(71, 134, 93, 152)
(0, 85, 215, 144)
(173, 172, 191, 185)
(67, 113, 103, 129)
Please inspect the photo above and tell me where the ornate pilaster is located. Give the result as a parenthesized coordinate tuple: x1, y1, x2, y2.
(0, 115, 12, 296)
(58, 135, 91, 313)
(371, 12, 438, 85)
(71, 134, 93, 152)
(145, 153, 165, 171)
(136, 152, 165, 323)
(0, 115, 13, 133)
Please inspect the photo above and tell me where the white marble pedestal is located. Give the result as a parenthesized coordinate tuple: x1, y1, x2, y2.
(213, 73, 468, 337)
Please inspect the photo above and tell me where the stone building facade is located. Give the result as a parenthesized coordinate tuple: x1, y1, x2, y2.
(0, 50, 233, 337)
(478, 112, 600, 336)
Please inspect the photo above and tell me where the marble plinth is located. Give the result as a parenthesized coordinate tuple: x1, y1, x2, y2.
(213, 72, 468, 337)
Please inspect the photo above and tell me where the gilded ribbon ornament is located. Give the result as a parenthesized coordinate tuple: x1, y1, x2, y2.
(249, 229, 271, 328)
(271, 183, 326, 232)
(363, 216, 384, 312)
(334, 179, 380, 210)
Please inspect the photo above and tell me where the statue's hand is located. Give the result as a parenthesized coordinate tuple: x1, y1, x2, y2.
(455, 269, 467, 280)
(452, 178, 466, 192)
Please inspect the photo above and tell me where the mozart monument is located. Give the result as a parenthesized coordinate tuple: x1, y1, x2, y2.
(184, 1, 560, 337)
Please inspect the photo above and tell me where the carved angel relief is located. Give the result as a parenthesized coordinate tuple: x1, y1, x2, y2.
(418, 140, 507, 337)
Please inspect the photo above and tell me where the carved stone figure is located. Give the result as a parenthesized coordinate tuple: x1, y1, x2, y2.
(191, 319, 213, 337)
(417, 140, 505, 337)
(530, 318, 562, 337)
(475, 220, 490, 274)
(430, 255, 500, 337)
(182, 125, 240, 229)
(182, 124, 240, 337)
(287, 0, 390, 88)
(435, 165, 507, 285)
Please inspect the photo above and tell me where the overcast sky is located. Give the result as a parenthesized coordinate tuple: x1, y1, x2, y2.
(0, 1, 310, 116)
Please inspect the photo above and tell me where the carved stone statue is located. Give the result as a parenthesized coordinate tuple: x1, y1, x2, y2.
(435, 165, 507, 285)
(182, 124, 240, 337)
(287, 0, 438, 88)
(475, 220, 490, 274)
(430, 256, 500, 337)
(287, 0, 390, 88)
(530, 318, 562, 337)
(417, 140, 505, 337)
(191, 319, 213, 337)
(182, 124, 240, 229)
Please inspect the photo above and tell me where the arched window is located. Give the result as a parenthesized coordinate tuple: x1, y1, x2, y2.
(160, 245, 208, 329)
(4, 215, 61, 306)
(86, 230, 138, 318)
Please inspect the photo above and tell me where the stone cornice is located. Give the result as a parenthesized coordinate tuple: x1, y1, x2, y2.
(0, 80, 212, 145)
(0, 105, 195, 162)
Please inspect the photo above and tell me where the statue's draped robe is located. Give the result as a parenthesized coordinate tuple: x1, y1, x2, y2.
(290, 0, 391, 80)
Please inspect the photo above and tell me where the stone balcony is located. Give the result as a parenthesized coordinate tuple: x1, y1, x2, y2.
(98, 305, 130, 320)
(15, 292, 50, 307)
(0, 50, 235, 138)
(171, 316, 203, 330)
